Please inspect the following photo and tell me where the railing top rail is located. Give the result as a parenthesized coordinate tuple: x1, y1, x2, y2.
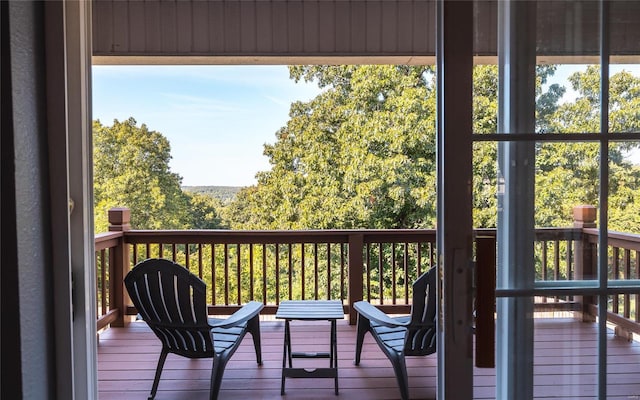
(95, 231, 124, 241)
(95, 227, 640, 248)
(583, 227, 640, 250)
(121, 229, 439, 245)
(474, 227, 584, 240)
(95, 231, 124, 251)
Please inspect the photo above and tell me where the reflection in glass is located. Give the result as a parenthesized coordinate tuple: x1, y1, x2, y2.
(536, 65, 600, 134)
(607, 142, 640, 233)
(606, 292, 640, 398)
(609, 65, 640, 134)
(535, 142, 600, 228)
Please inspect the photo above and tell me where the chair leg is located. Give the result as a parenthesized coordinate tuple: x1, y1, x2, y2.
(247, 314, 263, 365)
(354, 314, 370, 365)
(389, 353, 410, 400)
(210, 354, 230, 400)
(148, 349, 169, 400)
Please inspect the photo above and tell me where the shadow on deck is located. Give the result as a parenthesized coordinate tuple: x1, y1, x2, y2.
(98, 318, 640, 400)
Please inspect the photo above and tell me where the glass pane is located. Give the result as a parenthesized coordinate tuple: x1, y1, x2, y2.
(610, 0, 640, 135)
(473, 141, 498, 228)
(606, 292, 640, 399)
(473, 65, 498, 135)
(533, 316, 598, 399)
(535, 141, 600, 228)
(535, 142, 601, 284)
(608, 64, 640, 134)
(536, 2, 601, 135)
(536, 64, 600, 134)
(481, 295, 599, 399)
(476, 0, 604, 135)
(608, 141, 640, 286)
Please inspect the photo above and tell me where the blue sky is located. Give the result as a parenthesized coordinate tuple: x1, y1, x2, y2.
(92, 65, 321, 186)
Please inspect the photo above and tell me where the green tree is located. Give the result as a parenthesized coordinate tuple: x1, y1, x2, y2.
(93, 118, 191, 232)
(228, 65, 438, 230)
(537, 66, 640, 230)
(187, 192, 226, 229)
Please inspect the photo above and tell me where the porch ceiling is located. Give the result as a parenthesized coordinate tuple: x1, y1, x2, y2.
(92, 0, 640, 66)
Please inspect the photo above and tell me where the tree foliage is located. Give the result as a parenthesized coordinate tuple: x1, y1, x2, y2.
(225, 65, 640, 233)
(93, 118, 191, 231)
(536, 66, 640, 229)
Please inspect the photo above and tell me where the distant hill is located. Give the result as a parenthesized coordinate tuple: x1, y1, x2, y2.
(182, 186, 243, 203)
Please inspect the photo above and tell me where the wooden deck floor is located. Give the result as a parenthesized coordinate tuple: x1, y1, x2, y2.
(98, 318, 640, 400)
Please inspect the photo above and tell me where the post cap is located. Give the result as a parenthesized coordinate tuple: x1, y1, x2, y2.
(108, 207, 131, 231)
(573, 205, 596, 228)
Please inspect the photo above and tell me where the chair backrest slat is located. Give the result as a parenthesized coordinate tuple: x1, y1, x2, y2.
(405, 267, 437, 356)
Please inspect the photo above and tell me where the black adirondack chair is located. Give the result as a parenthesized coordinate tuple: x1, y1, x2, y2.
(354, 267, 437, 400)
(124, 258, 263, 400)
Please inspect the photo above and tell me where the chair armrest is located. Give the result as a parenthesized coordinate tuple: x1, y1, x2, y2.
(354, 301, 410, 329)
(209, 301, 264, 329)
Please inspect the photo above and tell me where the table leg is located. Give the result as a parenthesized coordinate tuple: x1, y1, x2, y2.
(286, 320, 293, 367)
(281, 319, 290, 395)
(332, 319, 338, 395)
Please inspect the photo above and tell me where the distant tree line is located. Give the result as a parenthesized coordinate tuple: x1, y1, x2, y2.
(182, 186, 241, 203)
(93, 65, 640, 234)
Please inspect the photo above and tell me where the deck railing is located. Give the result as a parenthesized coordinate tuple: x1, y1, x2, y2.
(95, 206, 640, 337)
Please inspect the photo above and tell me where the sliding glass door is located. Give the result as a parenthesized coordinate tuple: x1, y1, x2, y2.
(438, 1, 640, 398)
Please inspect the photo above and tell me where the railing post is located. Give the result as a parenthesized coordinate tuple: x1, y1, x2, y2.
(573, 205, 597, 322)
(475, 235, 496, 368)
(109, 207, 131, 327)
(348, 233, 364, 325)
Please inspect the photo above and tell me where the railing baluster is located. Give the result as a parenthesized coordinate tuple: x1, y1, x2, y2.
(417, 242, 422, 276)
(237, 244, 242, 305)
(145, 243, 150, 259)
(430, 242, 436, 271)
(554, 240, 560, 302)
(314, 243, 319, 300)
(211, 244, 216, 306)
(392, 243, 397, 305)
(287, 243, 293, 301)
(262, 244, 267, 305)
(224, 243, 229, 306)
(275, 243, 280, 305)
(613, 247, 620, 313)
(404, 242, 409, 304)
(635, 250, 640, 322)
(101, 249, 107, 315)
(636, 250, 639, 323)
(198, 244, 203, 279)
(300, 243, 305, 300)
(185, 244, 190, 271)
(542, 242, 548, 286)
(567, 240, 573, 302)
(249, 244, 254, 302)
(95, 252, 100, 316)
(172, 244, 176, 262)
(327, 243, 331, 300)
(366, 242, 371, 302)
(624, 248, 631, 318)
(340, 243, 345, 302)
(132, 244, 138, 265)
(378, 243, 383, 305)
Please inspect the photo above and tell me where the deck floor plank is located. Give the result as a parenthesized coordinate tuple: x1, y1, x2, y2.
(98, 318, 640, 399)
